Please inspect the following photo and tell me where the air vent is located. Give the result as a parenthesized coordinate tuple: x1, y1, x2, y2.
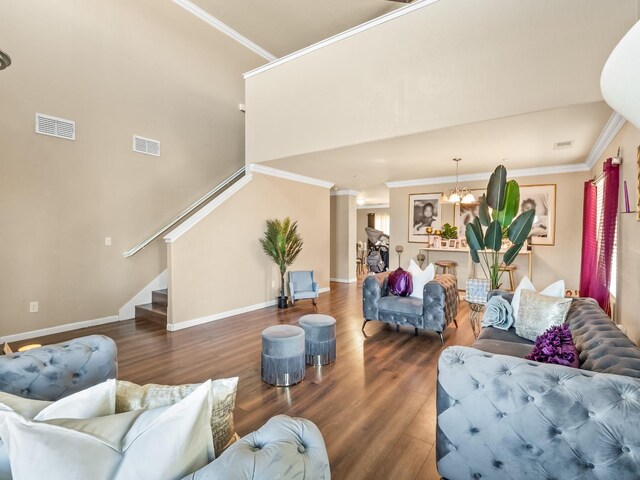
(35, 113, 75, 140)
(133, 135, 160, 157)
(553, 140, 574, 150)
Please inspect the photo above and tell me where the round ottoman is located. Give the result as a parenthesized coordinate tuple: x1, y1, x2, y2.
(299, 314, 337, 366)
(261, 325, 306, 387)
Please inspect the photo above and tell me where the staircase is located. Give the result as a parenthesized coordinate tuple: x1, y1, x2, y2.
(135, 289, 168, 326)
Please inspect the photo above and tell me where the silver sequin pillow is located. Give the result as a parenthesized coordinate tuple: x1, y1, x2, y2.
(515, 290, 572, 341)
(116, 377, 238, 457)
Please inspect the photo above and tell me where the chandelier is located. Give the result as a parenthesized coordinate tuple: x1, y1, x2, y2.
(441, 158, 475, 204)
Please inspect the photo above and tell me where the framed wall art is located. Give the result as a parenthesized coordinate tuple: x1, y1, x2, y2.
(409, 193, 442, 243)
(519, 184, 557, 246)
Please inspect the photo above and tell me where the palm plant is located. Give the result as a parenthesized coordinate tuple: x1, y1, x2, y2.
(465, 165, 535, 289)
(260, 217, 304, 307)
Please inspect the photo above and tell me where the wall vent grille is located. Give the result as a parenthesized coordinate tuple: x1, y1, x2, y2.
(35, 113, 75, 140)
(133, 135, 160, 156)
(553, 140, 574, 149)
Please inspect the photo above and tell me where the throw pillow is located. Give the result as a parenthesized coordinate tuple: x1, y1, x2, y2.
(116, 377, 238, 456)
(481, 296, 514, 330)
(388, 268, 413, 296)
(526, 324, 580, 368)
(0, 379, 116, 480)
(515, 290, 572, 341)
(0, 381, 214, 480)
(511, 276, 565, 321)
(407, 260, 435, 299)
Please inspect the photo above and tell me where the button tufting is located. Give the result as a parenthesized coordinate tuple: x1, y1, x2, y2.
(525, 444, 533, 450)
(473, 473, 481, 479)
(297, 444, 306, 454)
(622, 446, 630, 453)
(555, 428, 562, 435)
(505, 370, 512, 376)
(587, 463, 595, 469)
(527, 396, 534, 402)
(588, 411, 595, 417)
(470, 427, 479, 434)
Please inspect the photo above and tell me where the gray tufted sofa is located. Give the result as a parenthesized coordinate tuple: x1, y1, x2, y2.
(183, 415, 330, 480)
(0, 335, 330, 479)
(436, 292, 640, 479)
(0, 334, 117, 400)
(363, 273, 458, 344)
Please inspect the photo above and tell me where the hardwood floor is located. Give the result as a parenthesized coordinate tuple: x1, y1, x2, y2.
(12, 281, 474, 480)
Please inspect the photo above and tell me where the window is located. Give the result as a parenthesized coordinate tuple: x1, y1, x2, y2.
(374, 212, 390, 235)
(595, 177, 618, 297)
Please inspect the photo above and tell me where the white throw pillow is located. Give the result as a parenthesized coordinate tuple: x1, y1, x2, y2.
(0, 380, 214, 480)
(407, 260, 435, 299)
(0, 379, 116, 480)
(511, 276, 565, 321)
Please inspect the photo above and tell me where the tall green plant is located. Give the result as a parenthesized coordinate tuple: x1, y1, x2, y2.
(465, 165, 535, 289)
(260, 217, 304, 299)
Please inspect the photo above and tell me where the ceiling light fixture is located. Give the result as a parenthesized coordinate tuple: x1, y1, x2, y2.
(0, 50, 11, 71)
(441, 158, 475, 204)
(356, 197, 366, 206)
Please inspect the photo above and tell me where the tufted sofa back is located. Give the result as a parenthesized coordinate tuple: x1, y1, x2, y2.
(0, 335, 117, 401)
(567, 298, 640, 378)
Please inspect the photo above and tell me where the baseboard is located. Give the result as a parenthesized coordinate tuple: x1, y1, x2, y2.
(167, 299, 277, 331)
(0, 315, 120, 343)
(167, 288, 332, 332)
(118, 270, 168, 320)
(330, 278, 357, 284)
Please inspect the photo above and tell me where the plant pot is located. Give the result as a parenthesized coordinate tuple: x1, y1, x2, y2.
(277, 296, 289, 309)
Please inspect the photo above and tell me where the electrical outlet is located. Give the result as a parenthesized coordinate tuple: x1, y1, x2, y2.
(29, 301, 39, 313)
(105, 237, 112, 246)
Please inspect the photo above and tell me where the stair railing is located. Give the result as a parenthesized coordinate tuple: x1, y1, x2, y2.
(123, 166, 246, 257)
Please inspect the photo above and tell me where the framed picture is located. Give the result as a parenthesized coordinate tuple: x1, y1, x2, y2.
(409, 193, 441, 243)
(448, 239, 457, 248)
(519, 184, 556, 245)
(454, 190, 486, 229)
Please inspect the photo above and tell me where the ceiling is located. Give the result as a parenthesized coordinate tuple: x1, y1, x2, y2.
(266, 102, 613, 204)
(190, 0, 404, 58)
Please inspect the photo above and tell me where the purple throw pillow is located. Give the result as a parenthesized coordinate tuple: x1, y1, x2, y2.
(526, 324, 580, 368)
(388, 268, 413, 297)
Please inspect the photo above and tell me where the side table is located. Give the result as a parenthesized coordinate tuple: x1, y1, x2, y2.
(466, 301, 485, 339)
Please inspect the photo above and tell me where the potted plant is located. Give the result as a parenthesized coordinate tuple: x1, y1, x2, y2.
(465, 165, 535, 289)
(440, 223, 458, 248)
(260, 217, 304, 309)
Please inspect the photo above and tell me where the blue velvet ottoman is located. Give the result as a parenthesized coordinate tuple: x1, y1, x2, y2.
(261, 325, 306, 387)
(299, 314, 336, 366)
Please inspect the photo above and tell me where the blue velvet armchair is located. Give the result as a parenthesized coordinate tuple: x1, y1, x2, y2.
(289, 271, 319, 306)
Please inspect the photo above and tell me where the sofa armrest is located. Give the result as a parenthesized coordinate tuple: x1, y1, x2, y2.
(183, 415, 330, 480)
(289, 281, 296, 300)
(363, 274, 388, 321)
(0, 335, 117, 401)
(436, 346, 640, 480)
(312, 282, 319, 294)
(423, 274, 458, 331)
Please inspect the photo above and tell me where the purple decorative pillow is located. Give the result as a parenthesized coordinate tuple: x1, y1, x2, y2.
(526, 324, 580, 368)
(388, 268, 413, 297)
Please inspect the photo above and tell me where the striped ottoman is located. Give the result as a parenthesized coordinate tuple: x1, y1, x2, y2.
(299, 314, 337, 366)
(261, 325, 306, 387)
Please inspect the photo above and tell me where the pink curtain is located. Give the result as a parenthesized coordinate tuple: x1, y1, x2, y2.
(580, 159, 619, 314)
(579, 181, 597, 298)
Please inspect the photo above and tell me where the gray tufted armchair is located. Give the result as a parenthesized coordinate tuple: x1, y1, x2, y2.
(362, 273, 458, 344)
(0, 335, 117, 400)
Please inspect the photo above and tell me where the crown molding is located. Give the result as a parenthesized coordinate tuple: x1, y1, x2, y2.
(247, 164, 334, 189)
(584, 112, 626, 169)
(172, 0, 277, 62)
(243, 0, 441, 79)
(165, 175, 253, 243)
(357, 203, 390, 209)
(330, 189, 359, 196)
(385, 162, 590, 188)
